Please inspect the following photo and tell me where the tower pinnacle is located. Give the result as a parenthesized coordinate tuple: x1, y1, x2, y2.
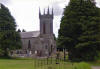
(44, 9, 45, 15)
(52, 8, 54, 16)
(39, 7, 41, 18)
(47, 7, 50, 14)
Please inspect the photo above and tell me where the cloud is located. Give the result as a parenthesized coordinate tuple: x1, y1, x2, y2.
(36, 0, 69, 16)
(0, 0, 11, 5)
(7, 2, 40, 31)
(96, 0, 100, 7)
(51, 2, 64, 16)
(51, 0, 70, 16)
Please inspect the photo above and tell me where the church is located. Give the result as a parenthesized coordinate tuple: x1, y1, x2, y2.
(19, 8, 56, 57)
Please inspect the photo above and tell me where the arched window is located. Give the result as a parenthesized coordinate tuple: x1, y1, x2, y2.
(43, 23, 46, 34)
(28, 40, 31, 50)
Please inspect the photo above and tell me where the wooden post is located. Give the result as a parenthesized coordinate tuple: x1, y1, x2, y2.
(64, 48, 66, 61)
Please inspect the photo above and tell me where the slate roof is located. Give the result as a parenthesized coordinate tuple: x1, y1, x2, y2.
(20, 31, 40, 38)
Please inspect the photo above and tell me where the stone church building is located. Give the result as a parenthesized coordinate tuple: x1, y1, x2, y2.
(18, 8, 56, 57)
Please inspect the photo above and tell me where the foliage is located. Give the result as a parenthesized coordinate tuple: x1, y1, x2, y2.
(89, 52, 100, 66)
(0, 4, 22, 57)
(57, 0, 100, 61)
(89, 60, 100, 66)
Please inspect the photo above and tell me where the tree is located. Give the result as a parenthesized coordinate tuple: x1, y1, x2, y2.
(57, 0, 100, 61)
(0, 4, 22, 57)
(17, 29, 21, 32)
(22, 29, 26, 32)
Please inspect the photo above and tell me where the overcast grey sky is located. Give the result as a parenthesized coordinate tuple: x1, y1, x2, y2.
(0, 0, 100, 37)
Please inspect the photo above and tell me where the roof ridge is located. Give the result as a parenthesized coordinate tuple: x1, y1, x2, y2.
(21, 31, 40, 33)
(20, 31, 40, 38)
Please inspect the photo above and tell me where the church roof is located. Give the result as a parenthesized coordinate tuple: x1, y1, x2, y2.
(20, 31, 40, 38)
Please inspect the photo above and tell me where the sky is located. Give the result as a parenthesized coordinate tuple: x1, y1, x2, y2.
(0, 0, 100, 37)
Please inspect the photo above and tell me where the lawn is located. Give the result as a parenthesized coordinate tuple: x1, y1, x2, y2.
(0, 58, 34, 69)
(0, 58, 91, 69)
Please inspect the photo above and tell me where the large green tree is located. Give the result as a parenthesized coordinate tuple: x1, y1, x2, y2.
(0, 4, 21, 57)
(57, 0, 100, 61)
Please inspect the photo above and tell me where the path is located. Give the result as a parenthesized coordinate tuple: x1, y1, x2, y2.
(92, 66, 100, 69)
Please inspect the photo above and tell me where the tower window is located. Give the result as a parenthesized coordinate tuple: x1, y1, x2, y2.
(43, 23, 46, 34)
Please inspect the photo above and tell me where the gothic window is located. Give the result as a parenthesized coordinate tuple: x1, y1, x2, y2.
(28, 40, 31, 50)
(43, 23, 46, 34)
(50, 23, 52, 33)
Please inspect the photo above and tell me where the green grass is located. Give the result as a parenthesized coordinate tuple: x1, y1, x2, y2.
(0, 58, 91, 69)
(35, 58, 91, 69)
(36, 61, 91, 69)
(0, 58, 34, 69)
(73, 62, 91, 69)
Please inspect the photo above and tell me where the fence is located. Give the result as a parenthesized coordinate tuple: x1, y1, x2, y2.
(34, 49, 70, 69)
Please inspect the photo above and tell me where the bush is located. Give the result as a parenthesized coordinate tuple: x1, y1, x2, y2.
(0, 49, 4, 56)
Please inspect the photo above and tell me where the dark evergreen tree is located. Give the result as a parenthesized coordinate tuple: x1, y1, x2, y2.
(57, 0, 100, 61)
(17, 29, 21, 32)
(0, 4, 21, 57)
(22, 29, 26, 32)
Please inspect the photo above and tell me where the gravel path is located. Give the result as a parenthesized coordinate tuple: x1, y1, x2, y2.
(92, 66, 100, 69)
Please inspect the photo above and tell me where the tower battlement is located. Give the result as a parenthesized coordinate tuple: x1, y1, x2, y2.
(39, 7, 53, 19)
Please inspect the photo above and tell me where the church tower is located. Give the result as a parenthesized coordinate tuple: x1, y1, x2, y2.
(39, 7, 54, 35)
